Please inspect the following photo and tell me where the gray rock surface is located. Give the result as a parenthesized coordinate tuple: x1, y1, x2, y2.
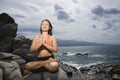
(0, 13, 17, 52)
(110, 65, 120, 80)
(0, 52, 26, 65)
(0, 68, 3, 80)
(23, 68, 68, 80)
(0, 61, 22, 80)
(79, 63, 113, 80)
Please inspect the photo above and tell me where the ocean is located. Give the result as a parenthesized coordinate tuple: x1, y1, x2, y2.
(54, 45, 120, 69)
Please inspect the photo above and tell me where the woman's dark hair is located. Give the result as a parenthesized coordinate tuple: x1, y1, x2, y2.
(40, 19, 52, 35)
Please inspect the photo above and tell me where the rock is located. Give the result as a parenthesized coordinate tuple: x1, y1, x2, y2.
(112, 74, 120, 80)
(75, 53, 82, 56)
(59, 62, 85, 80)
(0, 52, 27, 76)
(110, 65, 120, 74)
(0, 36, 14, 52)
(75, 52, 88, 56)
(0, 68, 3, 80)
(12, 49, 37, 62)
(0, 52, 26, 65)
(13, 36, 32, 50)
(0, 24, 17, 38)
(110, 65, 120, 80)
(0, 61, 22, 80)
(0, 13, 18, 52)
(62, 52, 68, 55)
(23, 68, 68, 80)
(79, 63, 113, 80)
(0, 13, 15, 25)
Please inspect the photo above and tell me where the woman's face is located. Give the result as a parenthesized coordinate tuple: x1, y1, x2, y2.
(41, 21, 50, 31)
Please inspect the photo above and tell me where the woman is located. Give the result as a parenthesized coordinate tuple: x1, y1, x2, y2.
(25, 19, 59, 73)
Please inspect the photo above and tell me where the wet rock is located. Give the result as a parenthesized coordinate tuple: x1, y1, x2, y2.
(62, 52, 68, 55)
(112, 74, 120, 80)
(110, 65, 120, 74)
(110, 65, 120, 80)
(75, 52, 89, 56)
(79, 63, 113, 80)
(60, 62, 85, 80)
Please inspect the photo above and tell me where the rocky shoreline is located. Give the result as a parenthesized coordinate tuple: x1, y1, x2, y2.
(0, 13, 120, 80)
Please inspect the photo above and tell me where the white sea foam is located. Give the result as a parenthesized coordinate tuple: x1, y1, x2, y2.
(62, 61, 105, 69)
(61, 51, 107, 59)
(89, 54, 106, 58)
(62, 52, 90, 56)
(67, 52, 76, 56)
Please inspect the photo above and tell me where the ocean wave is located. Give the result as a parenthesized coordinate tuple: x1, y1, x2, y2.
(62, 61, 105, 69)
(89, 54, 106, 58)
(60, 52, 107, 58)
(62, 52, 90, 56)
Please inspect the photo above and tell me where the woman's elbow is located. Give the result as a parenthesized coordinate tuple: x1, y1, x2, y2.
(30, 48, 36, 53)
(30, 49, 34, 53)
(53, 48, 58, 53)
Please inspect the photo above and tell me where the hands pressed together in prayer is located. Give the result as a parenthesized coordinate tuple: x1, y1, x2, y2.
(39, 35, 48, 48)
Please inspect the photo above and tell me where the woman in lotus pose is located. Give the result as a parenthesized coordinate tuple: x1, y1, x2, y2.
(25, 19, 59, 72)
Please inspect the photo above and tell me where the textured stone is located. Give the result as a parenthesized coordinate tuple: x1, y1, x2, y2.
(0, 13, 18, 52)
(0, 68, 3, 80)
(0, 61, 22, 80)
(23, 68, 68, 80)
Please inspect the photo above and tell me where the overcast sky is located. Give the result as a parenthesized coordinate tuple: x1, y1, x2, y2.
(0, 0, 120, 45)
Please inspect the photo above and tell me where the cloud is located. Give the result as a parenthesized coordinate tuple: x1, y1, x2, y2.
(92, 5, 120, 17)
(54, 4, 75, 23)
(102, 21, 113, 30)
(1, 0, 120, 44)
(72, 0, 78, 4)
(19, 27, 39, 33)
(90, 5, 120, 32)
(13, 14, 26, 18)
(17, 26, 40, 39)
(25, 3, 41, 12)
(91, 24, 97, 29)
(54, 3, 63, 11)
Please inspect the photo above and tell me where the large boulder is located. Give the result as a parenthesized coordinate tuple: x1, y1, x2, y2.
(60, 62, 85, 80)
(23, 68, 68, 80)
(12, 36, 32, 60)
(110, 65, 120, 80)
(13, 36, 32, 51)
(0, 61, 22, 80)
(0, 52, 26, 76)
(0, 68, 3, 80)
(0, 13, 18, 52)
(0, 52, 26, 65)
(0, 13, 15, 25)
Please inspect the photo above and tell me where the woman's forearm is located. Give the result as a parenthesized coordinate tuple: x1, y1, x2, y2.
(30, 46, 38, 52)
(30, 44, 41, 52)
(44, 44, 58, 52)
